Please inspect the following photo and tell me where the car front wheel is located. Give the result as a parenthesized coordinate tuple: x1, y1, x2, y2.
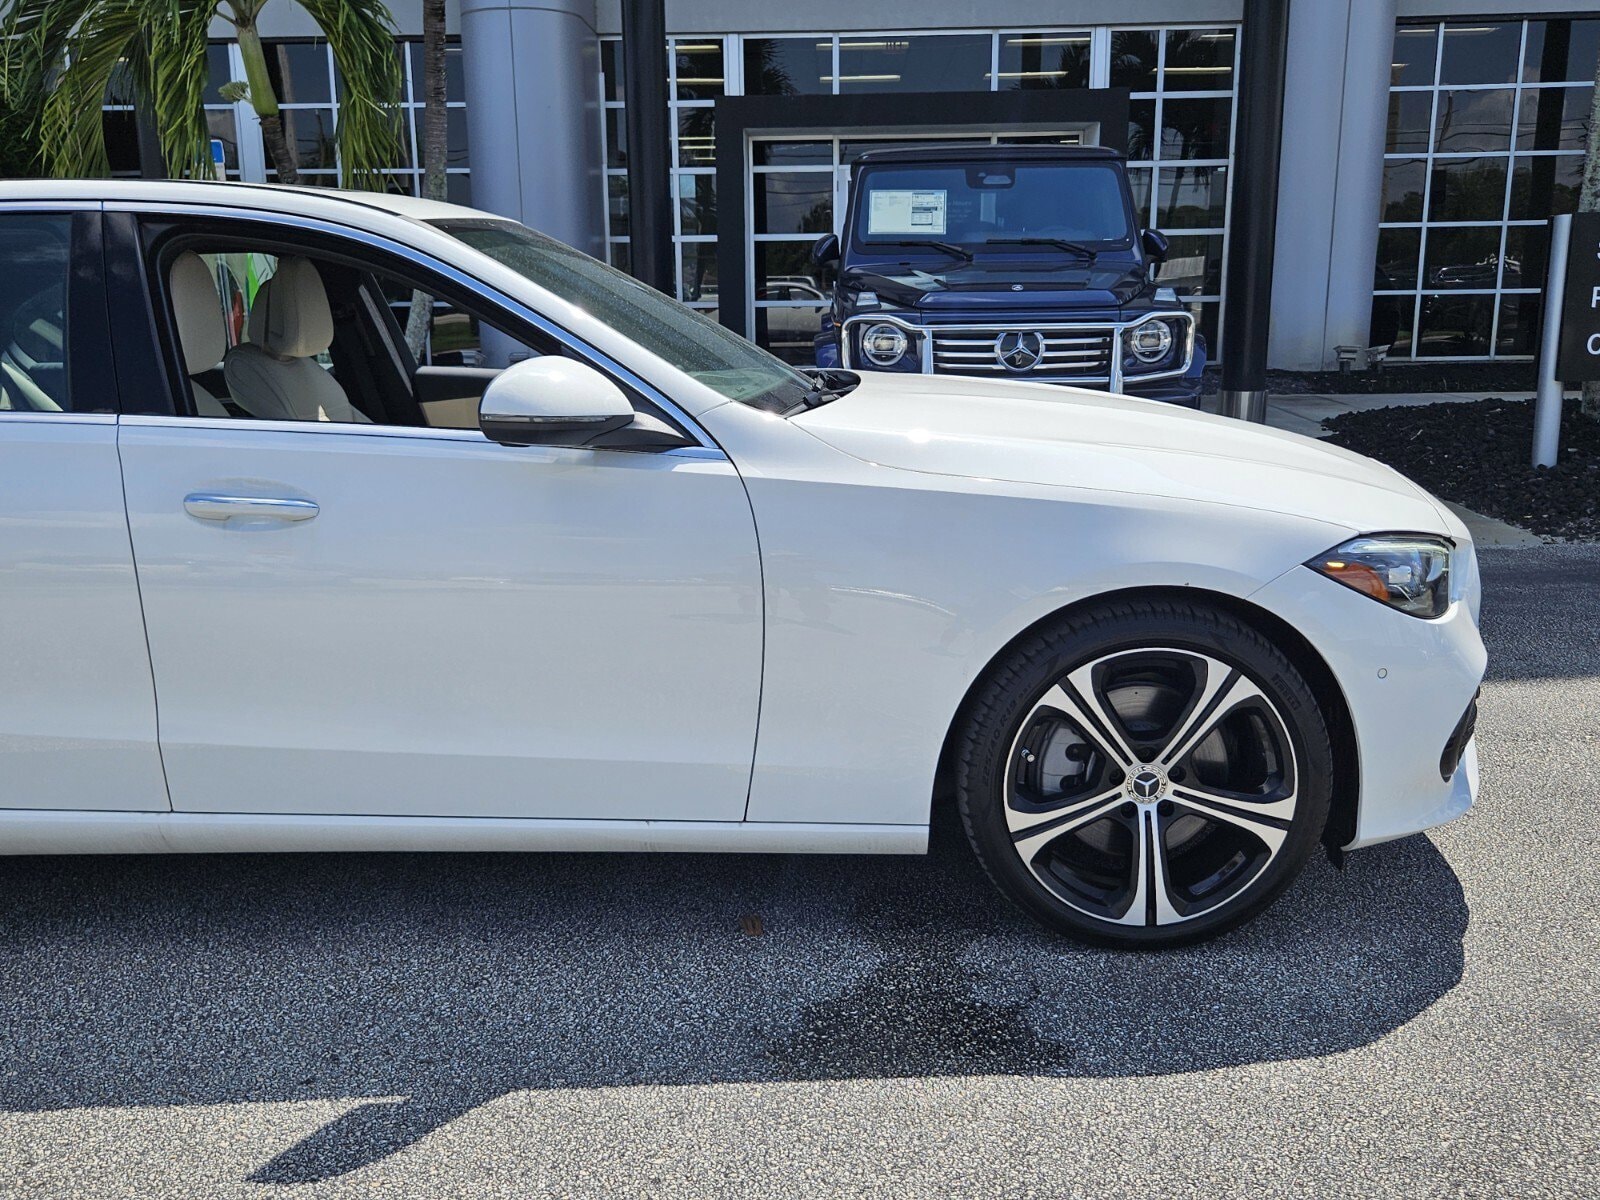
(956, 599, 1333, 948)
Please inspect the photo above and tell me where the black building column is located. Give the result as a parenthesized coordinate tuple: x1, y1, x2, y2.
(1218, 0, 1291, 421)
(620, 0, 674, 295)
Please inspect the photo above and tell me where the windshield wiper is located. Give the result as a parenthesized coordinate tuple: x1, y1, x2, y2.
(877, 239, 974, 263)
(792, 368, 860, 412)
(983, 237, 1097, 261)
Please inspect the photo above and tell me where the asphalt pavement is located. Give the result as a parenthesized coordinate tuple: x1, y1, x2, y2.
(1, 544, 1596, 1198)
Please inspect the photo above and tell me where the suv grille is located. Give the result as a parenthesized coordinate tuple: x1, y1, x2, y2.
(929, 325, 1115, 382)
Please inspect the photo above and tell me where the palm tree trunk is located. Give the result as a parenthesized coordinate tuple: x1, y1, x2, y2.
(237, 19, 298, 184)
(405, 0, 448, 359)
(1579, 53, 1600, 420)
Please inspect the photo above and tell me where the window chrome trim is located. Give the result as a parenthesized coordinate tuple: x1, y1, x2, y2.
(839, 309, 1195, 390)
(103, 201, 727, 458)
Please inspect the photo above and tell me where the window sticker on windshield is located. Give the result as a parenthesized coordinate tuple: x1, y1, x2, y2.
(868, 189, 948, 236)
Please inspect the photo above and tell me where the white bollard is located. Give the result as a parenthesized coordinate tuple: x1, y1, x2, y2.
(1532, 214, 1571, 469)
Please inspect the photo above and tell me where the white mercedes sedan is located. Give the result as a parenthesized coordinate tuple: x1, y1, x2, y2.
(0, 181, 1484, 947)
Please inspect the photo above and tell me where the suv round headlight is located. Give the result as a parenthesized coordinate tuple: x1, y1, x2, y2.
(861, 322, 910, 367)
(1127, 320, 1174, 364)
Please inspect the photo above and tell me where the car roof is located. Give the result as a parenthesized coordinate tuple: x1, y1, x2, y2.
(852, 144, 1124, 165)
(0, 177, 487, 224)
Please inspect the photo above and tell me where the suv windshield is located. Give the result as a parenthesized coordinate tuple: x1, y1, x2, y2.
(852, 160, 1135, 253)
(433, 218, 815, 412)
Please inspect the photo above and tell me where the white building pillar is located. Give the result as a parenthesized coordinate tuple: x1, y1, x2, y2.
(1267, 0, 1397, 371)
(459, 0, 604, 257)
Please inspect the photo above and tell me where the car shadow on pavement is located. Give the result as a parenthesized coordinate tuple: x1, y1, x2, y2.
(0, 812, 1466, 1185)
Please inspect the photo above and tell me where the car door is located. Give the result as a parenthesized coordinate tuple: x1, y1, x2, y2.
(0, 206, 169, 812)
(110, 210, 763, 822)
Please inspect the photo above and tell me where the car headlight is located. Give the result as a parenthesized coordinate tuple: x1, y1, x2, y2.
(1306, 535, 1453, 619)
(1126, 320, 1174, 364)
(861, 322, 910, 367)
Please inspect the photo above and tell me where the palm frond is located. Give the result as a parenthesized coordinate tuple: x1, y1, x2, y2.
(0, 1, 90, 175)
(296, 0, 404, 190)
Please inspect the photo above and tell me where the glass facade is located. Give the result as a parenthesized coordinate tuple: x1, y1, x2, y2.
(600, 26, 1240, 362)
(104, 37, 471, 204)
(1374, 18, 1597, 360)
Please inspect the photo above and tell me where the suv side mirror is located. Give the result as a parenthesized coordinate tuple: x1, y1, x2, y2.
(1141, 228, 1170, 268)
(812, 233, 840, 266)
(479, 357, 634, 447)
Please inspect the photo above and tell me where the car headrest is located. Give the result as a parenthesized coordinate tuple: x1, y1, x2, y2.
(168, 252, 228, 376)
(247, 256, 334, 360)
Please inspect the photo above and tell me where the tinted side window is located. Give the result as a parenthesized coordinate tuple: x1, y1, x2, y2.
(0, 215, 73, 413)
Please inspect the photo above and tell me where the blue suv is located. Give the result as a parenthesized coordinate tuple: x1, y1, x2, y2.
(812, 145, 1206, 406)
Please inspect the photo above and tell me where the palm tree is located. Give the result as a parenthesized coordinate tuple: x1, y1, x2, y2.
(0, 0, 402, 188)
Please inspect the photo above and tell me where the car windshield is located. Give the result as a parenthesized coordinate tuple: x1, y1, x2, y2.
(432, 218, 815, 412)
(852, 160, 1134, 252)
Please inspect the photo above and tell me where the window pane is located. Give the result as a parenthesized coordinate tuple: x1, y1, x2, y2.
(203, 43, 234, 105)
(1156, 165, 1228, 229)
(1386, 91, 1434, 152)
(1516, 86, 1593, 151)
(753, 141, 831, 167)
(836, 35, 989, 93)
(678, 174, 716, 236)
(1417, 292, 1492, 356)
(754, 304, 825, 364)
(607, 175, 628, 238)
(1438, 22, 1521, 86)
(1127, 166, 1153, 226)
(996, 32, 1091, 90)
(1423, 225, 1502, 289)
(1160, 234, 1223, 296)
(206, 111, 240, 172)
(608, 241, 630, 273)
(1382, 158, 1427, 221)
(1496, 293, 1540, 355)
(1128, 99, 1156, 160)
(1109, 30, 1159, 91)
(264, 41, 332, 105)
(1434, 89, 1513, 152)
(601, 39, 624, 102)
(102, 110, 141, 175)
(1503, 224, 1548, 288)
(0, 215, 73, 413)
(1370, 293, 1414, 355)
(1390, 25, 1439, 87)
(680, 242, 719, 303)
(446, 107, 470, 168)
(744, 37, 831, 95)
(1163, 29, 1236, 92)
(445, 173, 472, 207)
(1428, 156, 1508, 222)
(1376, 227, 1421, 291)
(407, 42, 466, 105)
(675, 39, 724, 101)
(1188, 301, 1220, 360)
(677, 107, 714, 166)
(1508, 154, 1582, 218)
(754, 173, 833, 235)
(1523, 19, 1600, 83)
(280, 107, 338, 171)
(1161, 97, 1231, 160)
(606, 108, 626, 168)
(754, 242, 821, 293)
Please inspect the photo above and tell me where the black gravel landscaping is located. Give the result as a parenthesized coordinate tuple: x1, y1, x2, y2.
(1201, 362, 1538, 396)
(1323, 398, 1600, 542)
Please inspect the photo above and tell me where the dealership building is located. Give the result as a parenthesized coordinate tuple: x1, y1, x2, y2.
(126, 0, 1599, 371)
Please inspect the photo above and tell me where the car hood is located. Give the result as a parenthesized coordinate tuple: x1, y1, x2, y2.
(791, 373, 1455, 536)
(844, 260, 1146, 313)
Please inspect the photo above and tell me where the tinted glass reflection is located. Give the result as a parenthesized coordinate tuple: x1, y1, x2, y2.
(997, 33, 1091, 90)
(1428, 157, 1508, 222)
(744, 38, 830, 95)
(1438, 23, 1521, 86)
(1418, 292, 1492, 356)
(1434, 88, 1513, 152)
(836, 35, 989, 93)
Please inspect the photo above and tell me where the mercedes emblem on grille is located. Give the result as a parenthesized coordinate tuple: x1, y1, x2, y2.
(994, 330, 1045, 371)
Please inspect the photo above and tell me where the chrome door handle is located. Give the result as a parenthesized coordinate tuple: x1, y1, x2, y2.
(183, 493, 320, 522)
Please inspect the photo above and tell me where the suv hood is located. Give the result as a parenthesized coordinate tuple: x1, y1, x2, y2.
(792, 373, 1455, 535)
(844, 260, 1146, 313)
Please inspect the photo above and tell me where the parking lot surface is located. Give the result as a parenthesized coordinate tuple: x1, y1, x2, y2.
(1, 544, 1596, 1198)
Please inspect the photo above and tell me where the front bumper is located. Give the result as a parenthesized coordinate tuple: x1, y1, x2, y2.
(1250, 565, 1487, 849)
(836, 311, 1199, 402)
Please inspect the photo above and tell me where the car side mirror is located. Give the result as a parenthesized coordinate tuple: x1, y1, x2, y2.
(812, 233, 840, 266)
(479, 357, 634, 448)
(1141, 229, 1170, 278)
